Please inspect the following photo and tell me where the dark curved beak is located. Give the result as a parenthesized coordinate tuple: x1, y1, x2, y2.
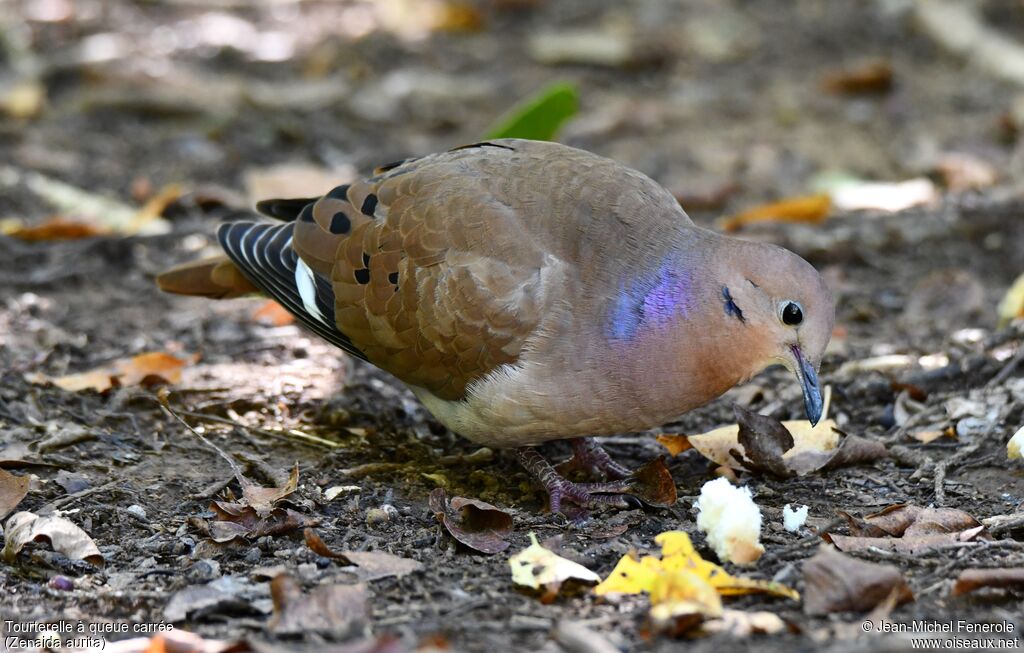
(791, 345, 823, 426)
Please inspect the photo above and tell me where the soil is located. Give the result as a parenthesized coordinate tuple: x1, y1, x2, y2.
(1, 1, 1023, 652)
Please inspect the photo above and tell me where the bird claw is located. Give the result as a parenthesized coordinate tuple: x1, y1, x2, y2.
(555, 438, 633, 480)
(516, 442, 674, 518)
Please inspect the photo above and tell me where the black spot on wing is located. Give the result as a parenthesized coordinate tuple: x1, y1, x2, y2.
(722, 286, 745, 324)
(375, 158, 409, 174)
(329, 211, 351, 234)
(217, 221, 367, 361)
(326, 184, 351, 200)
(360, 194, 378, 217)
(450, 141, 515, 152)
(256, 198, 319, 221)
(388, 271, 399, 285)
(354, 268, 370, 285)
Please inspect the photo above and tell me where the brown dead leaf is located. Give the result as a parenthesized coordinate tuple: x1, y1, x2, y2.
(303, 528, 423, 581)
(625, 457, 678, 507)
(5, 216, 108, 241)
(240, 464, 298, 517)
(950, 568, 1024, 597)
(209, 464, 318, 541)
(785, 431, 889, 475)
(251, 300, 295, 326)
(733, 406, 795, 478)
(821, 60, 893, 95)
(209, 502, 317, 542)
(838, 504, 981, 539)
(803, 545, 913, 615)
(3, 511, 103, 565)
(429, 488, 512, 554)
(269, 573, 369, 637)
(724, 405, 887, 477)
(657, 433, 693, 456)
(827, 525, 985, 555)
(35, 351, 195, 393)
(718, 194, 831, 232)
(0, 469, 29, 520)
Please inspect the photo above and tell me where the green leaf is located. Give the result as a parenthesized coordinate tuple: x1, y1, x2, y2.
(484, 82, 579, 142)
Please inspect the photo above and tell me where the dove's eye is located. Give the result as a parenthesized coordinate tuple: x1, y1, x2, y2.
(781, 301, 803, 326)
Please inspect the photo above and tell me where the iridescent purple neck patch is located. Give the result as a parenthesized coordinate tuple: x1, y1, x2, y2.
(608, 263, 695, 340)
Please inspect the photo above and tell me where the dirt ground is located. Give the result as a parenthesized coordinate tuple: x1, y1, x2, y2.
(1, 0, 1024, 651)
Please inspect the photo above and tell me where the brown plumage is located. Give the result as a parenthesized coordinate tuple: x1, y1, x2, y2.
(158, 139, 835, 513)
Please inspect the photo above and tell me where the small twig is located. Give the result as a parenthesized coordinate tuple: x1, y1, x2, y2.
(173, 409, 340, 450)
(987, 343, 1024, 389)
(37, 480, 121, 515)
(147, 392, 247, 487)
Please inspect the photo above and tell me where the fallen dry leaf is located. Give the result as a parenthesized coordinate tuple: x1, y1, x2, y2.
(3, 216, 108, 241)
(303, 529, 422, 581)
(656, 433, 693, 457)
(509, 533, 601, 602)
(3, 511, 103, 565)
(647, 569, 723, 636)
(252, 299, 295, 326)
(429, 488, 513, 554)
(827, 526, 986, 555)
(699, 609, 788, 637)
(821, 60, 893, 94)
(694, 396, 887, 477)
(0, 469, 29, 520)
(595, 531, 798, 601)
(998, 273, 1024, 329)
(210, 464, 319, 541)
(245, 163, 351, 206)
(803, 545, 913, 615)
(621, 457, 678, 507)
(32, 351, 195, 393)
(687, 387, 838, 470)
(841, 504, 981, 538)
(269, 574, 369, 637)
(718, 194, 831, 232)
(950, 568, 1024, 597)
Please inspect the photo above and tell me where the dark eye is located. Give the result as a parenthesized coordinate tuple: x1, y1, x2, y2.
(781, 302, 803, 326)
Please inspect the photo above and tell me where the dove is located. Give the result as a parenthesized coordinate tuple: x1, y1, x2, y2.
(158, 139, 834, 514)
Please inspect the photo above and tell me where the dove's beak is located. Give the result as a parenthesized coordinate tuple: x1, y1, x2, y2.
(791, 345, 823, 426)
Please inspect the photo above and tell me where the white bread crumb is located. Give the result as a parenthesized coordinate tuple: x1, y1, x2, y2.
(695, 477, 764, 564)
(783, 504, 809, 532)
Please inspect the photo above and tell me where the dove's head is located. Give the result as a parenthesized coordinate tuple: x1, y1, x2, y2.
(717, 241, 835, 425)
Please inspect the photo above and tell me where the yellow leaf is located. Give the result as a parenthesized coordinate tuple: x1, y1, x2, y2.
(997, 273, 1024, 328)
(649, 569, 723, 625)
(718, 194, 831, 232)
(656, 433, 693, 456)
(1009, 427, 1023, 460)
(595, 531, 798, 601)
